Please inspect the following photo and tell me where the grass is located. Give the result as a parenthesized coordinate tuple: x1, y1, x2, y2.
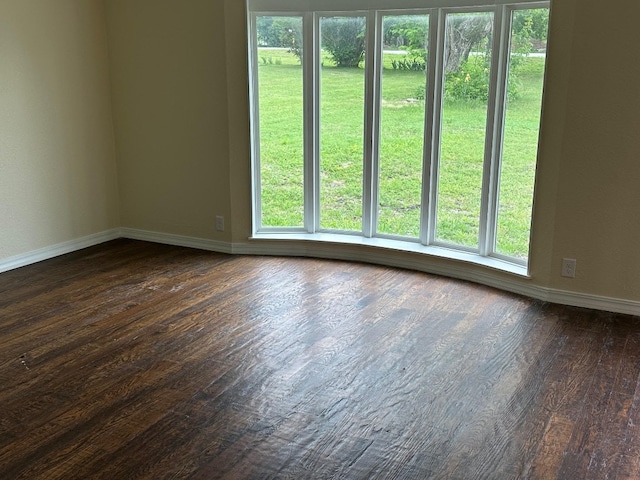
(257, 48, 545, 259)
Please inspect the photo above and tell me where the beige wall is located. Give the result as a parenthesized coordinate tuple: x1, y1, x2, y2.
(224, 0, 253, 244)
(0, 0, 120, 260)
(529, 0, 640, 300)
(105, 0, 232, 241)
(3, 0, 640, 305)
(544, 0, 640, 299)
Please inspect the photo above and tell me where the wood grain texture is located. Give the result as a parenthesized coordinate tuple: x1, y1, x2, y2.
(1, 239, 639, 479)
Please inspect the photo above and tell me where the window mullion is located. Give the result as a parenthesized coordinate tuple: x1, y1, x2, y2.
(249, 0, 547, 13)
(362, 12, 381, 238)
(422, 9, 445, 246)
(307, 13, 321, 233)
(480, 6, 510, 256)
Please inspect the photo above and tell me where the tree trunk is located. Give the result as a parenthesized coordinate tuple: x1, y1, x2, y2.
(444, 14, 493, 73)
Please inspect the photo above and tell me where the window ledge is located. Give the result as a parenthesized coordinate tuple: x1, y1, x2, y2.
(249, 232, 529, 278)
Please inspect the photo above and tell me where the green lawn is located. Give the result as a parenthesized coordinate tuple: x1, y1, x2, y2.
(257, 48, 545, 259)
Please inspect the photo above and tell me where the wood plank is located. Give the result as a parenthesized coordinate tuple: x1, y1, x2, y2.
(1, 239, 639, 479)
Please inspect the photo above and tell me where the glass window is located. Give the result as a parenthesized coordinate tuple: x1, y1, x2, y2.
(249, 2, 550, 269)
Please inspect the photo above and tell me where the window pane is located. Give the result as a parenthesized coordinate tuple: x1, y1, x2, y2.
(257, 16, 304, 228)
(436, 12, 494, 248)
(377, 15, 429, 238)
(496, 8, 548, 259)
(319, 16, 366, 232)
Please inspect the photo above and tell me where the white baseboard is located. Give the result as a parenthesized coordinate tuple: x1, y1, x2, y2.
(231, 239, 640, 317)
(0, 229, 121, 274)
(119, 228, 234, 254)
(2, 227, 639, 317)
(544, 289, 640, 317)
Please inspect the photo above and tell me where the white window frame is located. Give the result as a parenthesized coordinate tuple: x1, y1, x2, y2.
(247, 0, 550, 274)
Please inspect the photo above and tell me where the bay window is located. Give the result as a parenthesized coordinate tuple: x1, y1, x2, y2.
(248, 0, 549, 273)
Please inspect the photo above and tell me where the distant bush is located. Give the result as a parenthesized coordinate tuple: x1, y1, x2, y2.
(257, 16, 303, 63)
(321, 17, 366, 68)
(391, 57, 426, 72)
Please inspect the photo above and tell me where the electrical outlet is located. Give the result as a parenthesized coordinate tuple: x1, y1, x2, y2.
(561, 258, 576, 278)
(215, 215, 225, 232)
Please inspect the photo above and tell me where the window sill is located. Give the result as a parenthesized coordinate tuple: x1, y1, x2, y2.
(249, 232, 530, 278)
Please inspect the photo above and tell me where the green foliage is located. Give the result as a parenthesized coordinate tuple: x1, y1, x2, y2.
(512, 8, 549, 45)
(391, 57, 426, 71)
(384, 16, 429, 76)
(444, 13, 493, 73)
(260, 56, 282, 66)
(441, 9, 548, 103)
(444, 55, 524, 103)
(445, 57, 492, 102)
(321, 17, 366, 68)
(508, 9, 549, 75)
(383, 16, 428, 51)
(256, 16, 303, 63)
(279, 20, 303, 62)
(257, 47, 545, 257)
(256, 17, 298, 47)
(256, 16, 278, 46)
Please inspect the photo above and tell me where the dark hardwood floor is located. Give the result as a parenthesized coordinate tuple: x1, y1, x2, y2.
(1, 239, 639, 479)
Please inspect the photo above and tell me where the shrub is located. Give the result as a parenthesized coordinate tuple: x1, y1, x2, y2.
(321, 17, 366, 68)
(444, 56, 520, 102)
(445, 57, 491, 101)
(391, 57, 426, 72)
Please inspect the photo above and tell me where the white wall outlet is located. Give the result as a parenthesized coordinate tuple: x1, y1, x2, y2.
(561, 258, 576, 278)
(215, 215, 225, 232)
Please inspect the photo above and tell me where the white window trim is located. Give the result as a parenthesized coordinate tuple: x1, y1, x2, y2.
(248, 0, 547, 12)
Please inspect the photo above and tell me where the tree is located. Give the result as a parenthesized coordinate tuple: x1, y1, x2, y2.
(257, 9, 547, 72)
(384, 16, 429, 71)
(444, 13, 493, 73)
(512, 9, 549, 44)
(383, 14, 492, 74)
(256, 16, 277, 46)
(256, 16, 303, 61)
(384, 17, 428, 51)
(512, 9, 549, 54)
(321, 17, 366, 68)
(278, 19, 303, 61)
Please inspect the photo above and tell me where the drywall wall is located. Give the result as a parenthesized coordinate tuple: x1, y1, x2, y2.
(224, 0, 253, 244)
(0, 0, 120, 261)
(541, 0, 640, 300)
(525, 0, 575, 289)
(105, 0, 232, 241)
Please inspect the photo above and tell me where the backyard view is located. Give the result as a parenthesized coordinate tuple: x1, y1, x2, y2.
(255, 9, 548, 261)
